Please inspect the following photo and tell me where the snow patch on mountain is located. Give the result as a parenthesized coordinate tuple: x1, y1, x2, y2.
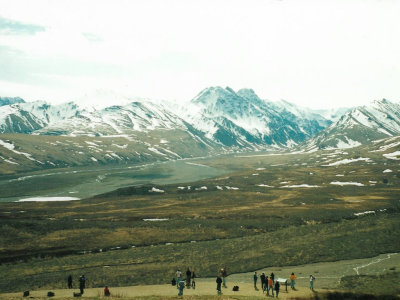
(383, 151, 400, 160)
(322, 157, 371, 166)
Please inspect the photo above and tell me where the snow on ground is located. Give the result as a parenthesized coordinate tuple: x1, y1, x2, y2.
(160, 139, 168, 144)
(185, 162, 210, 168)
(335, 174, 344, 177)
(149, 187, 164, 193)
(372, 140, 400, 152)
(256, 168, 266, 170)
(17, 197, 80, 202)
(195, 186, 207, 190)
(257, 184, 274, 187)
(148, 147, 167, 156)
(225, 186, 239, 190)
(280, 184, 320, 188)
(216, 186, 223, 190)
(0, 139, 40, 162)
(323, 157, 371, 166)
(159, 148, 181, 158)
(143, 218, 169, 221)
(330, 181, 364, 186)
(91, 157, 98, 162)
(354, 211, 375, 217)
(383, 169, 393, 173)
(0, 139, 15, 150)
(252, 173, 259, 176)
(383, 151, 400, 160)
(4, 159, 19, 165)
(333, 137, 362, 149)
(112, 143, 128, 149)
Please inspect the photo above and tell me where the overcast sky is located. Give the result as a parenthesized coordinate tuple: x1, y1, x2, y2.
(0, 0, 399, 109)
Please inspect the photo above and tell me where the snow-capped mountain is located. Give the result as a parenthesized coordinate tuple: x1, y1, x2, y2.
(0, 87, 332, 149)
(0, 97, 25, 106)
(306, 99, 400, 150)
(180, 87, 328, 148)
(36, 101, 188, 136)
(0, 101, 81, 133)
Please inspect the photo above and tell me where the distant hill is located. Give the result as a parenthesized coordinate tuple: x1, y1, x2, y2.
(305, 99, 400, 150)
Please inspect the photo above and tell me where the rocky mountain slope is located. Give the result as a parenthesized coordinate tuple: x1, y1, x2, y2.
(306, 99, 400, 150)
(1, 88, 398, 174)
(0, 87, 331, 147)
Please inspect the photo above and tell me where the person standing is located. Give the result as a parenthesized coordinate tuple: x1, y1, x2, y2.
(290, 272, 296, 290)
(253, 272, 258, 289)
(78, 274, 86, 294)
(191, 270, 196, 289)
(270, 272, 275, 284)
(309, 275, 315, 291)
(260, 273, 266, 291)
(216, 275, 222, 294)
(175, 269, 182, 289)
(222, 267, 227, 288)
(104, 286, 110, 297)
(67, 275, 72, 289)
(275, 280, 280, 298)
(178, 278, 185, 296)
(186, 268, 191, 288)
(265, 275, 269, 294)
(268, 277, 274, 297)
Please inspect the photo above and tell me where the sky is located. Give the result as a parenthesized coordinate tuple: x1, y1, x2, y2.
(0, 0, 399, 109)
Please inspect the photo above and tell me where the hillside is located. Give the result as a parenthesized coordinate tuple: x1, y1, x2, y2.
(0, 135, 399, 293)
(306, 99, 400, 150)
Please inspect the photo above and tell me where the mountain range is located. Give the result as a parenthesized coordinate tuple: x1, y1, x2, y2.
(0, 89, 399, 174)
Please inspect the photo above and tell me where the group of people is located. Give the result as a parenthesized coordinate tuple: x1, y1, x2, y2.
(174, 268, 196, 296)
(254, 271, 281, 297)
(174, 267, 315, 297)
(67, 274, 87, 295)
(255, 271, 315, 297)
(67, 274, 111, 297)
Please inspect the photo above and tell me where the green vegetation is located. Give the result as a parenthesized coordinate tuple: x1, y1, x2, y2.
(340, 271, 400, 296)
(1, 141, 400, 295)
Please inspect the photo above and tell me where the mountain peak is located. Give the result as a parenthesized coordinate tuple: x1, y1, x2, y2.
(0, 97, 25, 107)
(236, 88, 259, 99)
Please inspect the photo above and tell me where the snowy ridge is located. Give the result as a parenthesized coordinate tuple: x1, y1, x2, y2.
(0, 87, 343, 151)
(305, 99, 400, 151)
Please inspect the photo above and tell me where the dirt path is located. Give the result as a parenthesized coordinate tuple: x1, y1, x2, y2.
(2, 253, 397, 299)
(0, 279, 317, 299)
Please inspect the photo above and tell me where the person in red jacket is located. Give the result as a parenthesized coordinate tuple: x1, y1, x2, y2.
(104, 286, 110, 296)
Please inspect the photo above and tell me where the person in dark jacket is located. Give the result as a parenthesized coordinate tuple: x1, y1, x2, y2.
(216, 275, 222, 294)
(191, 271, 196, 289)
(79, 275, 86, 294)
(260, 273, 266, 291)
(67, 275, 72, 289)
(270, 272, 275, 283)
(275, 281, 280, 298)
(253, 272, 258, 290)
(221, 267, 227, 288)
(186, 268, 191, 287)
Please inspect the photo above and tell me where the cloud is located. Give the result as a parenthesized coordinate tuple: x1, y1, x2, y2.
(82, 32, 103, 43)
(0, 16, 45, 35)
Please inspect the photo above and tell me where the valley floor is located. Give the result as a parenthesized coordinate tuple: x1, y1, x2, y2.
(1, 253, 399, 299)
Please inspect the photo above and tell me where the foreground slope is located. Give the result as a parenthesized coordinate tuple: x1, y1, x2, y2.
(0, 136, 399, 293)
